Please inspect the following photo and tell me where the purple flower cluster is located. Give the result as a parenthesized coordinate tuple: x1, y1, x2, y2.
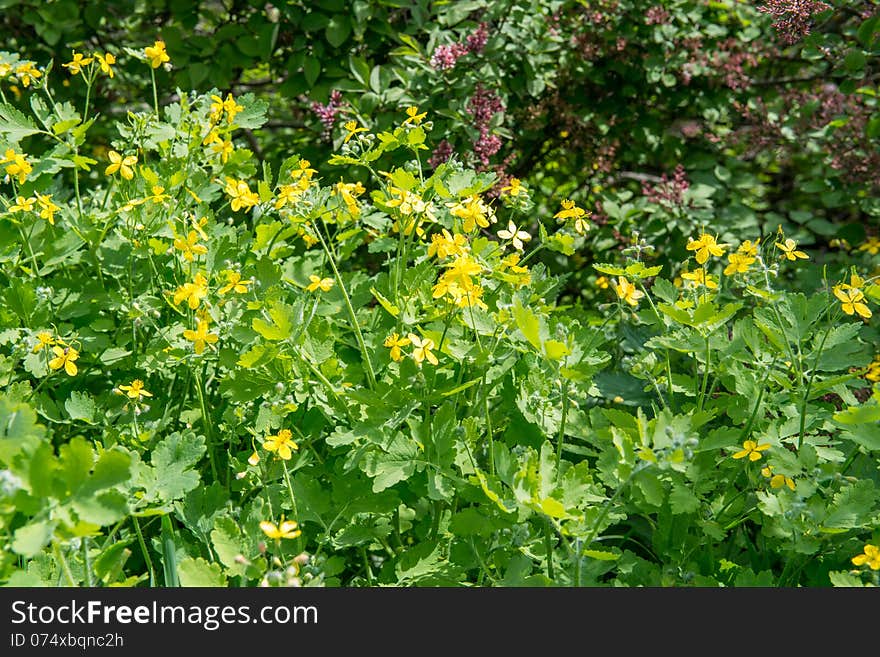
(758, 0, 831, 44)
(645, 6, 671, 25)
(428, 139, 455, 169)
(429, 22, 490, 71)
(642, 164, 690, 206)
(466, 84, 504, 167)
(310, 90, 344, 141)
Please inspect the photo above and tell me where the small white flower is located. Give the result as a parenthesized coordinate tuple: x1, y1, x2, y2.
(497, 221, 531, 251)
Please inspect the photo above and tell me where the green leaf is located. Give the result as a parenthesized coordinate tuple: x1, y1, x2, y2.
(593, 263, 626, 276)
(11, 520, 55, 557)
(370, 286, 399, 317)
(669, 484, 700, 514)
(0, 103, 40, 142)
(581, 549, 619, 561)
(823, 481, 877, 529)
(512, 296, 542, 350)
(834, 402, 880, 425)
(64, 391, 95, 423)
(326, 16, 352, 48)
(177, 557, 227, 587)
(362, 433, 420, 492)
(252, 301, 294, 341)
(136, 432, 206, 506)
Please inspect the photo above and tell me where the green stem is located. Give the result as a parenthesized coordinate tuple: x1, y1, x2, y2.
(638, 282, 674, 408)
(150, 68, 159, 116)
(17, 224, 40, 278)
(193, 368, 219, 483)
(313, 225, 377, 388)
(798, 319, 834, 450)
(53, 541, 77, 587)
(544, 520, 555, 581)
(281, 462, 303, 555)
(484, 379, 495, 476)
(133, 516, 156, 587)
(81, 537, 92, 587)
(555, 378, 570, 483)
(697, 332, 711, 412)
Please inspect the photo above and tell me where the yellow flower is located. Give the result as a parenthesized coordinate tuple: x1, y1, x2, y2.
(408, 333, 438, 366)
(686, 233, 726, 265)
(553, 199, 588, 222)
(775, 238, 808, 261)
(332, 181, 366, 217)
(203, 127, 222, 146)
(307, 275, 334, 293)
(94, 52, 116, 77)
(35, 194, 60, 225)
(173, 273, 209, 309)
(105, 151, 137, 180)
(501, 177, 525, 197)
(681, 269, 718, 289)
(218, 271, 252, 295)
(427, 229, 469, 259)
(32, 332, 55, 353)
(761, 465, 795, 491)
(866, 356, 880, 383)
(732, 440, 770, 461)
(449, 195, 493, 233)
(247, 451, 260, 466)
(8, 195, 35, 213)
(15, 62, 42, 87)
(342, 120, 368, 143)
(118, 379, 153, 401)
(403, 106, 427, 125)
(263, 429, 298, 460)
(614, 276, 644, 307)
(144, 40, 170, 68)
(211, 139, 234, 164)
(183, 318, 218, 354)
(62, 51, 93, 76)
(3, 148, 32, 184)
(173, 230, 208, 262)
(724, 252, 755, 276)
(858, 236, 880, 255)
(595, 275, 609, 290)
(833, 285, 871, 319)
(290, 159, 317, 181)
(259, 519, 301, 540)
(384, 332, 411, 362)
(386, 186, 432, 217)
(497, 221, 531, 251)
(851, 544, 880, 570)
(224, 177, 260, 212)
(48, 345, 79, 376)
(222, 94, 244, 124)
(737, 239, 760, 257)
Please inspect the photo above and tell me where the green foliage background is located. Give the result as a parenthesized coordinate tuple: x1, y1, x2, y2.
(1, 0, 879, 587)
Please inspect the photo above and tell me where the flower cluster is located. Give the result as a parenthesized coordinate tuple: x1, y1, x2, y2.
(642, 165, 689, 207)
(758, 0, 831, 44)
(466, 84, 504, 167)
(429, 22, 490, 71)
(311, 90, 344, 141)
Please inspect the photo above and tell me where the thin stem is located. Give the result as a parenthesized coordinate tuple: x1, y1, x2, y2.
(193, 368, 219, 483)
(281, 462, 302, 555)
(81, 537, 93, 587)
(555, 378, 570, 483)
(53, 541, 77, 587)
(133, 516, 156, 587)
(697, 332, 711, 412)
(313, 225, 377, 388)
(150, 68, 159, 116)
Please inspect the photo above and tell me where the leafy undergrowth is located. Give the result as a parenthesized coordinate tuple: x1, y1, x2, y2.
(1, 46, 879, 587)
